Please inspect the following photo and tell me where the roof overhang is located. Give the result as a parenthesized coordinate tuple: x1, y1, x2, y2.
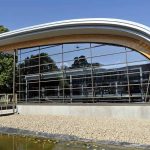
(0, 18, 150, 58)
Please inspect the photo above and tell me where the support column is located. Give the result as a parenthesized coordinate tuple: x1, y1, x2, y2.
(115, 81, 118, 95)
(90, 43, 94, 103)
(125, 47, 131, 103)
(25, 79, 28, 103)
(62, 44, 65, 103)
(39, 47, 41, 103)
(13, 49, 16, 113)
(70, 75, 72, 103)
(58, 86, 60, 98)
(139, 67, 144, 101)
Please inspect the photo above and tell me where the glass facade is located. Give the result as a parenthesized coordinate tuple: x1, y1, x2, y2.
(16, 43, 150, 103)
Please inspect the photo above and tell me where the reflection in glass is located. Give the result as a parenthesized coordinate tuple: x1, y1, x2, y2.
(17, 43, 150, 103)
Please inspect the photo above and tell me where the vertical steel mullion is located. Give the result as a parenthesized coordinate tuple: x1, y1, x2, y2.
(70, 75, 72, 103)
(19, 50, 21, 103)
(145, 73, 150, 102)
(39, 47, 41, 103)
(25, 79, 28, 103)
(125, 47, 131, 103)
(13, 49, 16, 113)
(90, 43, 94, 103)
(62, 44, 64, 103)
(139, 67, 144, 101)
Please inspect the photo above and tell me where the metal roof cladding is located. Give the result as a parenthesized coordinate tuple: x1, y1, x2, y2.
(0, 18, 149, 49)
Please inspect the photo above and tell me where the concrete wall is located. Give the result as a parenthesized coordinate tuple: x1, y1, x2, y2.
(17, 104, 150, 119)
(0, 109, 14, 115)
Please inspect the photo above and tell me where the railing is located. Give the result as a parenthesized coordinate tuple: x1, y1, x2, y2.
(0, 94, 17, 115)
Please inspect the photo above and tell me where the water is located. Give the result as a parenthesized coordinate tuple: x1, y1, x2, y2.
(0, 134, 142, 150)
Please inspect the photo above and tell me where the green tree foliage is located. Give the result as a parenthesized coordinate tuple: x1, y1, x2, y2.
(71, 56, 90, 68)
(71, 55, 101, 68)
(0, 25, 13, 93)
(0, 25, 9, 33)
(0, 52, 13, 92)
(20, 53, 58, 75)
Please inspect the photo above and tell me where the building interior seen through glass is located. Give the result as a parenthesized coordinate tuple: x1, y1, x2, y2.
(16, 43, 150, 103)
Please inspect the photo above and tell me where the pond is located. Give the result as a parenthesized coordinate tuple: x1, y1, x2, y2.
(0, 134, 143, 150)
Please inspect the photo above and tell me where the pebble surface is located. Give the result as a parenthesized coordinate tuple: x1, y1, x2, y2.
(0, 114, 150, 145)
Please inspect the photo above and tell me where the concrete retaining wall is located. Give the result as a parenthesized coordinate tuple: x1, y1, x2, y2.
(17, 104, 150, 119)
(0, 109, 14, 115)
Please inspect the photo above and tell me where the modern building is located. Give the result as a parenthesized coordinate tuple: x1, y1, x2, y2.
(0, 18, 150, 106)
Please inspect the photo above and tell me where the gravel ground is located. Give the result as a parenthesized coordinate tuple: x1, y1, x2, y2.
(0, 114, 150, 145)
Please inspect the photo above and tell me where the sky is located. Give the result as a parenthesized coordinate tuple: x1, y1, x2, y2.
(1, 0, 149, 68)
(0, 0, 150, 30)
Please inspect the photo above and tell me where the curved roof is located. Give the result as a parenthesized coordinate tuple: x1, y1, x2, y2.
(0, 18, 150, 46)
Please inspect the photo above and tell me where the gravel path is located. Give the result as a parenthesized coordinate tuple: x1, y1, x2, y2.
(0, 114, 150, 145)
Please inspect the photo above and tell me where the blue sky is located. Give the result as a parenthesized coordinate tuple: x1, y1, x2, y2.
(0, 0, 150, 30)
(1, 0, 149, 68)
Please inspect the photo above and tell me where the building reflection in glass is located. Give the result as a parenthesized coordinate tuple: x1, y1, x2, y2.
(17, 43, 150, 103)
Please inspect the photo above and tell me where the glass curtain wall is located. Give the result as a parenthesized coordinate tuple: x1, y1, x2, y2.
(16, 43, 150, 103)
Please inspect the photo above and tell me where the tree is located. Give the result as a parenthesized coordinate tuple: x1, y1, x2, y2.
(20, 53, 58, 75)
(71, 55, 101, 68)
(0, 25, 13, 93)
(71, 55, 90, 68)
(0, 52, 14, 92)
(0, 25, 9, 33)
